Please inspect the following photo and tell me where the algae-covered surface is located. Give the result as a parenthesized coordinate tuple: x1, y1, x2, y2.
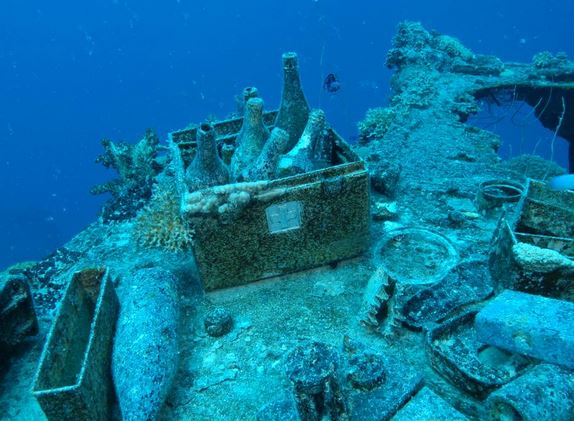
(2, 21, 574, 420)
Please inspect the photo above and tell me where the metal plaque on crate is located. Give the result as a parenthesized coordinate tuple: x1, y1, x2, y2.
(265, 201, 303, 234)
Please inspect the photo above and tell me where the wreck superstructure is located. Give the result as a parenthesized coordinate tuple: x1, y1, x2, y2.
(1, 22, 574, 420)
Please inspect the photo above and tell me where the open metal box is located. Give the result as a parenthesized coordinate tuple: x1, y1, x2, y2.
(32, 268, 118, 421)
(489, 178, 574, 299)
(170, 111, 370, 291)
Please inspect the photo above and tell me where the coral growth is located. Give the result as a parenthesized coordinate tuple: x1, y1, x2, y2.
(532, 51, 569, 69)
(357, 107, 395, 143)
(182, 181, 272, 224)
(91, 129, 163, 222)
(358, 22, 511, 143)
(434, 34, 475, 61)
(133, 175, 194, 252)
(501, 154, 566, 180)
(512, 243, 574, 274)
(386, 21, 475, 71)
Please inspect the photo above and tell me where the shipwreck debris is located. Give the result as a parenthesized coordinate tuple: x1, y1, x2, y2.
(425, 309, 531, 399)
(0, 273, 38, 365)
(112, 268, 180, 421)
(32, 268, 118, 421)
(486, 363, 574, 421)
(475, 290, 574, 369)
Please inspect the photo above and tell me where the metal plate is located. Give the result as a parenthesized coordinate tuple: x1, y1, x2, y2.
(265, 201, 303, 234)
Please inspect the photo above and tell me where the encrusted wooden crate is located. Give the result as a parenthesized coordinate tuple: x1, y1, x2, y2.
(170, 111, 370, 291)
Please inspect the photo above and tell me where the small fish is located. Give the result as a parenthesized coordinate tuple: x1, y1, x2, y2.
(549, 174, 574, 191)
(323, 73, 341, 93)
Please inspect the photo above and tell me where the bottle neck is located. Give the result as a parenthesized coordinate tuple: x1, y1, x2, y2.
(283, 69, 303, 96)
(196, 129, 219, 165)
(303, 113, 324, 140)
(243, 98, 266, 130)
(245, 107, 264, 126)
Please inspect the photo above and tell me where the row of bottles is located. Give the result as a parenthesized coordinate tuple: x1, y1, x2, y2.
(184, 52, 335, 192)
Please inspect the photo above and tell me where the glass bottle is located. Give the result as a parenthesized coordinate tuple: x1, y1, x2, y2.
(235, 86, 259, 116)
(242, 127, 290, 182)
(230, 97, 270, 180)
(242, 86, 259, 102)
(277, 109, 326, 177)
(221, 143, 235, 166)
(274, 52, 310, 152)
(313, 128, 335, 169)
(185, 123, 230, 191)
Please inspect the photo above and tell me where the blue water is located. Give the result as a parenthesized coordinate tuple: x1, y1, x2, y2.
(1, 0, 573, 269)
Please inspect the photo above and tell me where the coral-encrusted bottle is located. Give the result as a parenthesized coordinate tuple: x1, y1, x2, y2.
(242, 127, 290, 182)
(274, 52, 310, 152)
(235, 86, 259, 116)
(242, 86, 259, 102)
(230, 97, 270, 181)
(313, 128, 334, 169)
(185, 123, 229, 191)
(277, 109, 326, 177)
(221, 142, 235, 166)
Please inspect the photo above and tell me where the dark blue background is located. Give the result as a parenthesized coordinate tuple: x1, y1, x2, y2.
(1, 0, 573, 268)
